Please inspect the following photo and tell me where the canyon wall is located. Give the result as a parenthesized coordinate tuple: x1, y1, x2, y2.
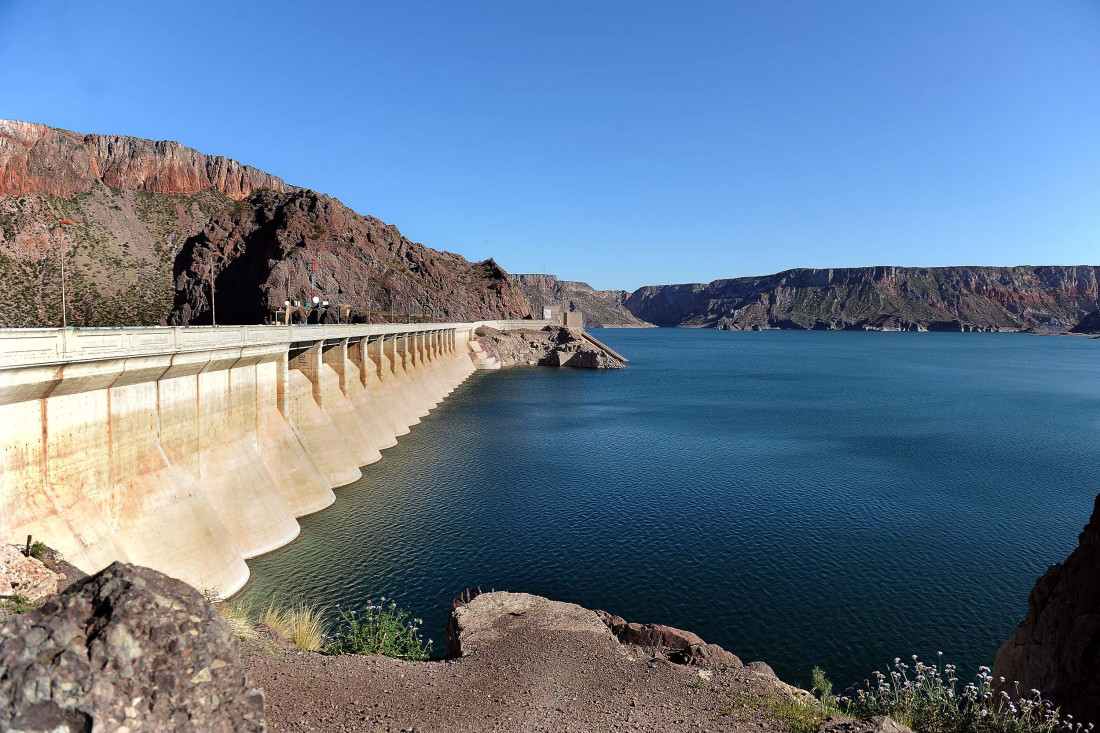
(511, 274, 652, 328)
(0, 120, 532, 328)
(0, 323, 488, 596)
(624, 266, 1100, 332)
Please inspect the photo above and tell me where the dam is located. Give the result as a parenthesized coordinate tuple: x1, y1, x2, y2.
(0, 320, 544, 597)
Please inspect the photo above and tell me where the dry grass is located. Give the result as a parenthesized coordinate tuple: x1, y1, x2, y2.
(216, 596, 258, 640)
(261, 598, 327, 651)
(722, 690, 828, 733)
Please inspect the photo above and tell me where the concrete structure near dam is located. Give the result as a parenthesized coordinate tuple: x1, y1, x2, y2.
(0, 320, 545, 597)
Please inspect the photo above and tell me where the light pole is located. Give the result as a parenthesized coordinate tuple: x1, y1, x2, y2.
(57, 220, 77, 328)
(209, 249, 226, 327)
(335, 278, 342, 324)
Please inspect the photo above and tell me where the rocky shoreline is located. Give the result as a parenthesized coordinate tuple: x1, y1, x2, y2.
(1, 560, 822, 732)
(473, 325, 626, 369)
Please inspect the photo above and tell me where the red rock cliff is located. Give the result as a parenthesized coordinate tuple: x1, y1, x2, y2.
(0, 120, 291, 200)
(0, 120, 531, 326)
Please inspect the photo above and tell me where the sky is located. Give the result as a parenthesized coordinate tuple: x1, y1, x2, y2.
(1, 1, 1098, 291)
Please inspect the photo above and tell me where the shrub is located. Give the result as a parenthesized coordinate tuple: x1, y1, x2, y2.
(839, 655, 1090, 733)
(261, 599, 326, 651)
(27, 541, 47, 560)
(325, 598, 433, 661)
(812, 666, 842, 717)
(1, 593, 41, 615)
(722, 689, 828, 733)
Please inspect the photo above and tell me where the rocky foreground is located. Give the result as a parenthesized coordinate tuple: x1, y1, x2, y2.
(246, 592, 810, 732)
(0, 560, 854, 732)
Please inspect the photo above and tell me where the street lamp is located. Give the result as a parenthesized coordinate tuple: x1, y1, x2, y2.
(209, 248, 226, 327)
(335, 278, 342, 324)
(57, 220, 78, 328)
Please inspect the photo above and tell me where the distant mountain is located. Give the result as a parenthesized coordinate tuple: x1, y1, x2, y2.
(511, 274, 653, 328)
(623, 266, 1100, 333)
(0, 120, 531, 327)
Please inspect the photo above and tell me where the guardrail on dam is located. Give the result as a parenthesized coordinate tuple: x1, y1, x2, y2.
(0, 320, 552, 596)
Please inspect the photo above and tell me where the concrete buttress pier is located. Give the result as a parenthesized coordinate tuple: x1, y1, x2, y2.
(0, 320, 548, 596)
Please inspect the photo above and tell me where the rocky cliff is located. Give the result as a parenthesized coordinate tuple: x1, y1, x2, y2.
(0, 120, 532, 327)
(1, 119, 290, 200)
(993, 494, 1100, 725)
(512, 273, 653, 327)
(624, 266, 1100, 332)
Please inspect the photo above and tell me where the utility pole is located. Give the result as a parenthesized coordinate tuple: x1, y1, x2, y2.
(57, 220, 77, 328)
(210, 248, 225, 326)
(332, 277, 341, 323)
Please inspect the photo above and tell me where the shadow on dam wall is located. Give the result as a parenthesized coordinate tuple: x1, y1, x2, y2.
(0, 321, 532, 596)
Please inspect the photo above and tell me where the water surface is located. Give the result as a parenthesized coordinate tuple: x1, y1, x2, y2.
(246, 329, 1100, 687)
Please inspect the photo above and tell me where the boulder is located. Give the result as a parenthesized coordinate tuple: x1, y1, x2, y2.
(818, 715, 914, 733)
(0, 544, 59, 601)
(0, 562, 265, 732)
(993, 493, 1100, 725)
(746, 660, 778, 679)
(595, 609, 743, 668)
(669, 643, 743, 668)
(447, 591, 615, 658)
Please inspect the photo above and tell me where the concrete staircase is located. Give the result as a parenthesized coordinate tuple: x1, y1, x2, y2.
(468, 341, 502, 370)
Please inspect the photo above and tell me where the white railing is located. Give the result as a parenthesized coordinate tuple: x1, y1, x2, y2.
(0, 320, 558, 370)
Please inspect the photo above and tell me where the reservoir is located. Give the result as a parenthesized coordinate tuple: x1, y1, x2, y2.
(245, 329, 1100, 688)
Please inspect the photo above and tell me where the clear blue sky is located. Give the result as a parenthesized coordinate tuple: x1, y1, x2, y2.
(2, 1, 1098, 290)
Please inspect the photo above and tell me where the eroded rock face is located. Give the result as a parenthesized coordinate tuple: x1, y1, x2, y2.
(993, 494, 1100, 725)
(169, 189, 532, 326)
(624, 266, 1100, 333)
(0, 562, 265, 732)
(1070, 310, 1100, 334)
(0, 119, 290, 200)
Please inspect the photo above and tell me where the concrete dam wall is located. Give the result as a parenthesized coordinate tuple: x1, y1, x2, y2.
(0, 321, 542, 596)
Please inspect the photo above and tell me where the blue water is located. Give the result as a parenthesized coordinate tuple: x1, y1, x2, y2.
(245, 329, 1100, 688)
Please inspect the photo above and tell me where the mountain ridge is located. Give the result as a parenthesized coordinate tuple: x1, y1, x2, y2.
(622, 265, 1100, 333)
(0, 119, 531, 327)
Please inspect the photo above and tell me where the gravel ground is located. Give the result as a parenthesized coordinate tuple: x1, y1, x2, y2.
(242, 609, 802, 732)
